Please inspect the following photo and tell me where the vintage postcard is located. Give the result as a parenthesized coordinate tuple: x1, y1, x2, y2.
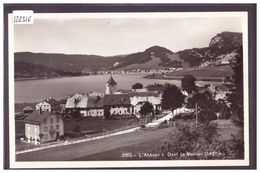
(4, 4, 256, 169)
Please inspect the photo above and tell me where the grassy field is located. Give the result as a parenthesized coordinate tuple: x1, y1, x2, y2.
(167, 65, 234, 77)
(145, 65, 234, 81)
(73, 130, 168, 161)
(212, 119, 241, 140)
(64, 117, 140, 133)
(74, 120, 241, 161)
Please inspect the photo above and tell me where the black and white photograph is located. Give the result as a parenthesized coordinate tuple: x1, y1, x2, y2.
(4, 4, 256, 169)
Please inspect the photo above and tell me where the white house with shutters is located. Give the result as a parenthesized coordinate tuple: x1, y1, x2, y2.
(24, 110, 64, 143)
(129, 91, 161, 117)
(35, 97, 60, 112)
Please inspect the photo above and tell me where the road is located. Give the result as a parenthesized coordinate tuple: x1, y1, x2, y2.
(16, 127, 175, 161)
(146, 107, 194, 127)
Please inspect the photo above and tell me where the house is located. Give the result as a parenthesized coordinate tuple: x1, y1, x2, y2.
(129, 91, 161, 117)
(65, 93, 88, 116)
(86, 96, 104, 117)
(88, 92, 104, 97)
(105, 75, 118, 94)
(132, 88, 148, 92)
(114, 89, 133, 94)
(35, 97, 60, 112)
(104, 94, 132, 116)
(24, 110, 64, 143)
(22, 106, 34, 114)
(215, 84, 232, 101)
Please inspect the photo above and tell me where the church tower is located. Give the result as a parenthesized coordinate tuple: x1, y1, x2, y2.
(105, 75, 118, 94)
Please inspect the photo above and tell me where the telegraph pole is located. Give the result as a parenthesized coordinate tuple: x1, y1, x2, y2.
(195, 102, 198, 124)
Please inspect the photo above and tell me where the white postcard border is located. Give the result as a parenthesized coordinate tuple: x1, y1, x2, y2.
(8, 11, 249, 168)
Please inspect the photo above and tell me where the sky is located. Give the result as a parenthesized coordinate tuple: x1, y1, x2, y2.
(13, 13, 243, 56)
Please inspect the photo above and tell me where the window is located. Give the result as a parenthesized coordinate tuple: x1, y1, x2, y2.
(56, 125, 59, 130)
(50, 117, 53, 124)
(56, 117, 59, 123)
(44, 126, 48, 132)
(44, 119, 47, 124)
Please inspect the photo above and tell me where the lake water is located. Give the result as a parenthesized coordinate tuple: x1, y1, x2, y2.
(15, 74, 221, 103)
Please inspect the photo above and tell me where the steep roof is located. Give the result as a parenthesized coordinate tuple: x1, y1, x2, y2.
(23, 106, 34, 111)
(43, 98, 59, 106)
(24, 110, 52, 125)
(115, 89, 133, 94)
(65, 93, 88, 108)
(129, 92, 161, 106)
(87, 96, 104, 108)
(107, 76, 117, 86)
(104, 94, 130, 106)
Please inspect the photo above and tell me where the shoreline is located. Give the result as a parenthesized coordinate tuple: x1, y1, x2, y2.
(14, 75, 90, 81)
(143, 74, 226, 82)
(15, 73, 225, 82)
(14, 73, 151, 82)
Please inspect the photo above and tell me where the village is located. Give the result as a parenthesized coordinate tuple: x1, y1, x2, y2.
(15, 74, 232, 150)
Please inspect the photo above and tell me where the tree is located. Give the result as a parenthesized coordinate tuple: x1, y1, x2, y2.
(104, 107, 111, 119)
(39, 133, 44, 142)
(159, 122, 244, 160)
(70, 97, 82, 119)
(70, 109, 81, 119)
(186, 91, 219, 124)
(139, 102, 154, 118)
(161, 84, 185, 113)
(226, 46, 244, 127)
(187, 91, 217, 123)
(181, 74, 197, 94)
(216, 99, 232, 119)
(132, 82, 143, 90)
(198, 109, 217, 124)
